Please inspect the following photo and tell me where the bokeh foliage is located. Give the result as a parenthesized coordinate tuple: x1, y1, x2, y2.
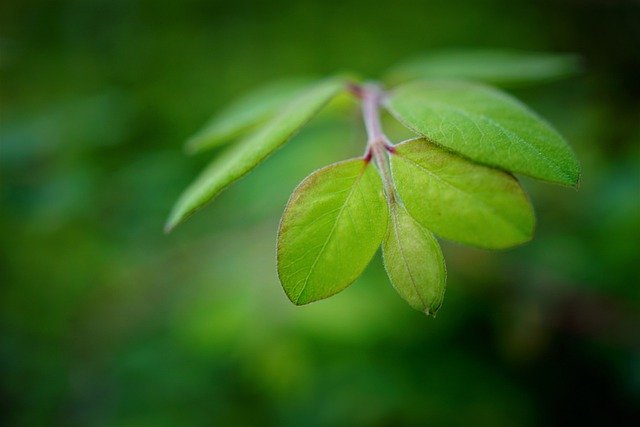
(1, 0, 639, 425)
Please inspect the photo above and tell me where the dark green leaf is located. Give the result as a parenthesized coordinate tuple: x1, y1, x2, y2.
(385, 80, 580, 186)
(385, 49, 582, 87)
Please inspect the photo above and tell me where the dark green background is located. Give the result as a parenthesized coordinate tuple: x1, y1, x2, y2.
(1, 0, 639, 425)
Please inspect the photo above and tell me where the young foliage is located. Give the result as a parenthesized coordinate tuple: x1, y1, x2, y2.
(382, 202, 446, 316)
(167, 50, 581, 316)
(277, 159, 387, 305)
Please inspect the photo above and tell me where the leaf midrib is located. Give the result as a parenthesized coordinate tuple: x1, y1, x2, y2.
(422, 100, 569, 180)
(390, 205, 428, 310)
(294, 168, 366, 303)
(167, 79, 344, 232)
(386, 91, 574, 184)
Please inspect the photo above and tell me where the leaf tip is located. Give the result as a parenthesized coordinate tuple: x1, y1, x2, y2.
(184, 136, 205, 155)
(164, 208, 186, 234)
(290, 290, 310, 306)
(424, 305, 440, 318)
(183, 142, 197, 156)
(163, 218, 176, 234)
(278, 274, 309, 306)
(556, 168, 580, 189)
(570, 170, 582, 190)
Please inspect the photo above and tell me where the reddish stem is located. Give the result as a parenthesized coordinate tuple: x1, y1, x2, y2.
(353, 83, 397, 203)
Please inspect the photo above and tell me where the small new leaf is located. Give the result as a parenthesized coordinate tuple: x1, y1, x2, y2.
(165, 77, 346, 232)
(391, 138, 534, 249)
(277, 159, 387, 305)
(185, 78, 311, 154)
(382, 202, 446, 316)
(385, 80, 580, 186)
(385, 49, 582, 87)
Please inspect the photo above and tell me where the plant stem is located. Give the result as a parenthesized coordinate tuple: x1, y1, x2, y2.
(358, 83, 397, 203)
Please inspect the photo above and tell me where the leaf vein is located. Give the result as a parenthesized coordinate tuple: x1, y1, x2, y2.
(294, 170, 365, 303)
(398, 155, 522, 232)
(391, 207, 428, 309)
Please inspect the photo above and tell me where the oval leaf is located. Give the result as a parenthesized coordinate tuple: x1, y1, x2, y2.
(385, 49, 582, 87)
(277, 158, 387, 305)
(165, 77, 346, 232)
(391, 138, 534, 249)
(385, 80, 580, 186)
(185, 78, 312, 154)
(382, 202, 446, 316)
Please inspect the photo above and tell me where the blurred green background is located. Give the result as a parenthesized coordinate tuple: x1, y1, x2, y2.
(1, 0, 639, 425)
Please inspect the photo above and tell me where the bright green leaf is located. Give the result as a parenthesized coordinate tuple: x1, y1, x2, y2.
(385, 80, 580, 186)
(385, 49, 582, 87)
(277, 158, 387, 305)
(165, 77, 346, 232)
(382, 202, 446, 316)
(185, 78, 312, 154)
(391, 138, 535, 249)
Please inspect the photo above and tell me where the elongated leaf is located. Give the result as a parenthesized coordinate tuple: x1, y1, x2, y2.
(391, 138, 534, 249)
(165, 77, 346, 232)
(382, 202, 446, 316)
(277, 159, 387, 305)
(186, 78, 311, 154)
(385, 49, 582, 87)
(385, 80, 580, 186)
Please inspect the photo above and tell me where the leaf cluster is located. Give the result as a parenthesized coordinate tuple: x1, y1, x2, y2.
(167, 50, 580, 316)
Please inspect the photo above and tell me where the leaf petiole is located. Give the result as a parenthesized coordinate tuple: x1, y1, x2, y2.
(353, 82, 397, 203)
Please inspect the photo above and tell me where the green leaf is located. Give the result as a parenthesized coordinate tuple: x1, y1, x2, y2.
(391, 138, 534, 249)
(385, 80, 580, 186)
(382, 202, 446, 316)
(277, 158, 387, 305)
(185, 78, 312, 154)
(385, 49, 582, 87)
(165, 77, 346, 232)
